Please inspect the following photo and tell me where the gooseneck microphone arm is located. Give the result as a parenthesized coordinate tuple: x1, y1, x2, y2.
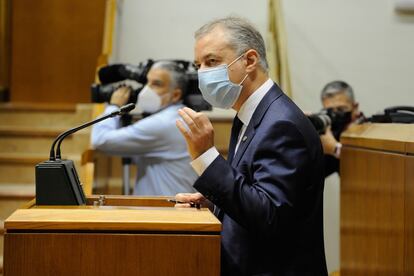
(50, 103, 135, 161)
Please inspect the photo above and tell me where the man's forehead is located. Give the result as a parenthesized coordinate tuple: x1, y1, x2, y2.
(194, 42, 234, 64)
(196, 45, 229, 58)
(148, 68, 170, 81)
(194, 27, 232, 57)
(323, 93, 353, 106)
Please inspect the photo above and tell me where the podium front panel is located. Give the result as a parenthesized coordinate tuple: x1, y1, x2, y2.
(3, 198, 221, 276)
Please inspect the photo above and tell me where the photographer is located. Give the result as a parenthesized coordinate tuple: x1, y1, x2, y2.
(319, 81, 364, 177)
(91, 61, 198, 195)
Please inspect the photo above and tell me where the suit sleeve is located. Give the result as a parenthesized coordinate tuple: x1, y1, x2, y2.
(194, 120, 311, 238)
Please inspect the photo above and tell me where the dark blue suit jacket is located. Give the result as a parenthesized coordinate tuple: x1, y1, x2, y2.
(194, 84, 327, 276)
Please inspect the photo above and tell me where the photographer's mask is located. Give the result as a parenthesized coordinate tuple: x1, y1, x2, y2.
(197, 54, 249, 109)
(136, 85, 163, 113)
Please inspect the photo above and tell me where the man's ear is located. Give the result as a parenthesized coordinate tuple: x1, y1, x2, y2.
(352, 102, 360, 114)
(353, 102, 359, 110)
(244, 49, 259, 73)
(172, 88, 182, 103)
(351, 102, 360, 120)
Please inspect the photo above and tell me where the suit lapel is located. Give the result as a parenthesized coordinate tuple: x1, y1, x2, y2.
(231, 83, 284, 167)
(231, 124, 255, 166)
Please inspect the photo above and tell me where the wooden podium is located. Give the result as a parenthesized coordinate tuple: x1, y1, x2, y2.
(3, 196, 221, 276)
(340, 123, 414, 275)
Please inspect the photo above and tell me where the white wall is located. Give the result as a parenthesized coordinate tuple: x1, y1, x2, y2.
(113, 0, 267, 64)
(112, 0, 414, 273)
(283, 0, 414, 115)
(114, 0, 414, 116)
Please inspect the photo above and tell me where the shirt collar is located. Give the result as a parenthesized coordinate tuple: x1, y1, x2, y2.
(237, 78, 273, 126)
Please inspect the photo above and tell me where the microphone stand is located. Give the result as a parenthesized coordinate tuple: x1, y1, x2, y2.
(36, 103, 135, 205)
(120, 113, 132, 195)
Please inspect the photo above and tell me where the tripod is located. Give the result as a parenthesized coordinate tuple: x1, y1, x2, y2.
(120, 114, 133, 195)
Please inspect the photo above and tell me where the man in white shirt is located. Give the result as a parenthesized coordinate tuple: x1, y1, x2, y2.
(91, 61, 197, 195)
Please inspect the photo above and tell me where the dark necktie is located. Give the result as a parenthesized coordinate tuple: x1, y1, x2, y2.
(228, 115, 243, 164)
(214, 115, 243, 220)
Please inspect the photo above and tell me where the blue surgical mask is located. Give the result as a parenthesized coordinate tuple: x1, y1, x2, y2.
(197, 54, 249, 109)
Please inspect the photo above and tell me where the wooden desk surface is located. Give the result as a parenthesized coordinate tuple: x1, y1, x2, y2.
(5, 206, 221, 232)
(341, 123, 414, 153)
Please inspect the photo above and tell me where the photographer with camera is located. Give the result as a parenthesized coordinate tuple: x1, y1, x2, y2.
(318, 81, 365, 177)
(91, 61, 198, 195)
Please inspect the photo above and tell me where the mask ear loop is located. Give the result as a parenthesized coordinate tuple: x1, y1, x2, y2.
(228, 53, 245, 67)
(228, 53, 249, 85)
(238, 73, 249, 85)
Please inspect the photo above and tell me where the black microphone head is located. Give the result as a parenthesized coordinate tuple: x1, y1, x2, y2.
(120, 103, 136, 114)
(98, 64, 126, 84)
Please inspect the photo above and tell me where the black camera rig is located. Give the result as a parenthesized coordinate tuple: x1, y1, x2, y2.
(90, 59, 211, 112)
(307, 108, 353, 139)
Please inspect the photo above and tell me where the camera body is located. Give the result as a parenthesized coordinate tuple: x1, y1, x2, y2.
(91, 60, 153, 105)
(307, 110, 332, 135)
(90, 59, 211, 112)
(307, 108, 352, 138)
(91, 81, 140, 104)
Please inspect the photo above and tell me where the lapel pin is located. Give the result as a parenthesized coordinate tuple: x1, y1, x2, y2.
(242, 136, 248, 142)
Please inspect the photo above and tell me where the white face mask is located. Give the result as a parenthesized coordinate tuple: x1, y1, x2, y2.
(136, 85, 162, 113)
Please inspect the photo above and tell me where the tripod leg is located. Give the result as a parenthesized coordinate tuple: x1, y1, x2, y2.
(122, 157, 132, 195)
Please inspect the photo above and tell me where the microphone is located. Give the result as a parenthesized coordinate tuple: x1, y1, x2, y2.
(53, 103, 135, 160)
(36, 103, 135, 205)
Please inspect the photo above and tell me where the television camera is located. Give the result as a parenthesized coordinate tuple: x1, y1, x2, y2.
(90, 59, 211, 112)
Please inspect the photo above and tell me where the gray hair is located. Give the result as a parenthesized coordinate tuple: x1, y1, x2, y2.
(195, 16, 269, 71)
(151, 61, 188, 97)
(321, 80, 355, 102)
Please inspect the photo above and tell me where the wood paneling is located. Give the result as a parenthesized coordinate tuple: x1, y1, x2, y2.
(4, 197, 221, 276)
(340, 123, 414, 275)
(211, 119, 232, 156)
(5, 233, 220, 276)
(341, 147, 405, 275)
(0, 0, 11, 91)
(405, 156, 414, 275)
(10, 0, 106, 103)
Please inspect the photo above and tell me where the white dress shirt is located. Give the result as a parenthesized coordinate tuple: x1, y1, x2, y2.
(91, 104, 198, 195)
(191, 78, 274, 176)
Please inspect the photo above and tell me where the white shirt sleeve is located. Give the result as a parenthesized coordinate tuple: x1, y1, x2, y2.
(190, 146, 220, 176)
(91, 105, 172, 157)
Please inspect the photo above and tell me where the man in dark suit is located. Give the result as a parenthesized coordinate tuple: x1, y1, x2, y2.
(175, 16, 327, 276)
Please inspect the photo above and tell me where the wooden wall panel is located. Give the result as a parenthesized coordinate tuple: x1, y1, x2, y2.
(5, 232, 220, 276)
(10, 0, 106, 103)
(341, 147, 405, 276)
(406, 156, 414, 275)
(0, 0, 11, 94)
